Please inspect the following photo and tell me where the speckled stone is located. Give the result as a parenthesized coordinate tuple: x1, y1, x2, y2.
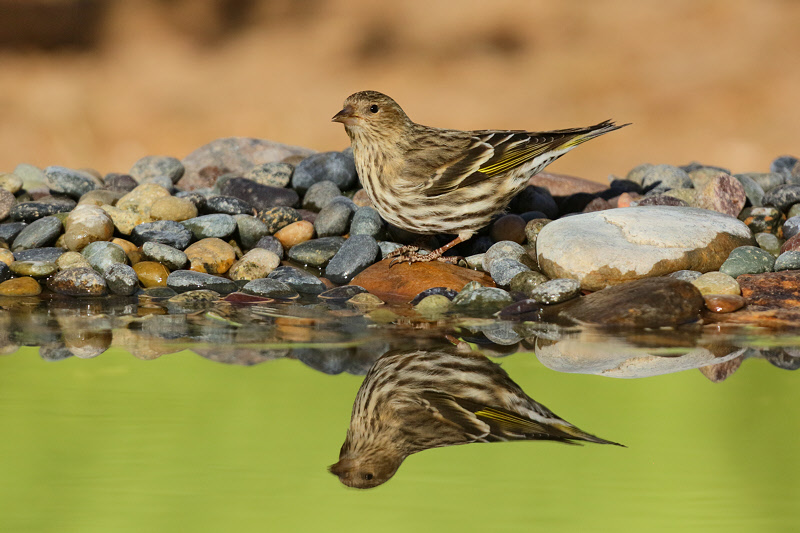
(14, 247, 65, 262)
(242, 278, 299, 299)
(508, 270, 550, 296)
(234, 215, 271, 250)
(244, 162, 294, 188)
(47, 267, 107, 296)
(0, 249, 14, 266)
(164, 290, 221, 313)
(116, 183, 171, 217)
(104, 263, 139, 296)
(732, 174, 765, 207)
(267, 265, 327, 294)
(719, 246, 775, 278)
(10, 200, 75, 222)
(166, 270, 237, 294)
(81, 241, 128, 274)
(133, 261, 170, 287)
(100, 206, 148, 235)
(220, 178, 299, 211)
(314, 202, 353, 237)
(10, 260, 58, 278)
(694, 173, 747, 217)
(63, 205, 114, 252)
(184, 238, 236, 275)
(763, 184, 800, 212)
(413, 294, 453, 317)
(181, 214, 237, 240)
(318, 285, 368, 302)
(0, 276, 41, 296)
(302, 181, 342, 212)
(274, 220, 315, 250)
(204, 195, 256, 216)
(149, 196, 198, 222)
(130, 220, 193, 250)
(102, 173, 138, 193)
(529, 278, 581, 304)
(254, 235, 284, 259)
(228, 248, 281, 281)
(129, 155, 185, 184)
(56, 251, 91, 271)
(0, 188, 15, 222)
(451, 286, 514, 314)
(287, 236, 344, 267)
(142, 242, 188, 270)
(347, 292, 384, 310)
(691, 271, 741, 296)
(482, 240, 532, 271)
(0, 172, 23, 194)
(291, 151, 358, 194)
(774, 251, 800, 271)
(11, 216, 62, 251)
(44, 166, 102, 198)
(258, 206, 303, 234)
(738, 207, 783, 235)
(668, 269, 703, 282)
(0, 262, 9, 283)
(350, 206, 384, 239)
(489, 258, 531, 287)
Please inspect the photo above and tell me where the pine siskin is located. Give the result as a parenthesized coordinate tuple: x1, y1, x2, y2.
(332, 90, 627, 264)
(329, 343, 622, 489)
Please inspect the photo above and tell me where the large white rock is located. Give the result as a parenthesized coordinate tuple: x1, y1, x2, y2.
(536, 206, 754, 290)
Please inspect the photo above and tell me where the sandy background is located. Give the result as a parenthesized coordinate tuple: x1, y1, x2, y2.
(0, 0, 798, 182)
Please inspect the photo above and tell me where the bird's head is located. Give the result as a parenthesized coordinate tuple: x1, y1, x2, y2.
(332, 91, 412, 141)
(328, 451, 404, 489)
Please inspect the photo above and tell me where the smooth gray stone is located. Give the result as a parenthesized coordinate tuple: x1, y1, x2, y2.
(291, 151, 357, 194)
(142, 242, 188, 270)
(130, 220, 193, 249)
(11, 216, 62, 251)
(267, 265, 327, 294)
(104, 263, 139, 296)
(166, 270, 237, 294)
(82, 241, 128, 274)
(181, 214, 237, 240)
(242, 278, 299, 299)
(325, 235, 380, 284)
(288, 237, 345, 267)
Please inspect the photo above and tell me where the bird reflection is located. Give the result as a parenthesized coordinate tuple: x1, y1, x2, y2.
(330, 341, 622, 489)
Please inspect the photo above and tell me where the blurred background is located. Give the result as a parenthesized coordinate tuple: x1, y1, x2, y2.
(0, 0, 798, 181)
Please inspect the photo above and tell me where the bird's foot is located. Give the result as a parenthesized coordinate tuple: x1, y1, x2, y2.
(387, 246, 461, 266)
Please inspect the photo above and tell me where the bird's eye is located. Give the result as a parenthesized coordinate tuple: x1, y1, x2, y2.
(363, 473, 374, 480)
(369, 104, 379, 113)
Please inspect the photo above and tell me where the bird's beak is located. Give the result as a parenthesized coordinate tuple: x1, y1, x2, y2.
(332, 104, 360, 126)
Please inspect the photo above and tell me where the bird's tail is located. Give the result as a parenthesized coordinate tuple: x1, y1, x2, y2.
(555, 120, 630, 150)
(549, 420, 626, 447)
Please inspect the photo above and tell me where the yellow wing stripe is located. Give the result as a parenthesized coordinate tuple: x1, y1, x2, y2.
(478, 145, 544, 176)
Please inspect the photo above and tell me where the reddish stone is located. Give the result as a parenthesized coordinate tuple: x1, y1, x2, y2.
(582, 197, 612, 212)
(528, 171, 607, 196)
(616, 192, 641, 208)
(703, 294, 745, 313)
(695, 174, 747, 217)
(780, 233, 800, 254)
(349, 260, 495, 303)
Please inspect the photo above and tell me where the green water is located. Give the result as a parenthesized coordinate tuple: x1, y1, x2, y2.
(1, 346, 797, 532)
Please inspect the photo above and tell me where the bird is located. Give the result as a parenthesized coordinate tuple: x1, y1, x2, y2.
(332, 90, 628, 264)
(329, 341, 622, 489)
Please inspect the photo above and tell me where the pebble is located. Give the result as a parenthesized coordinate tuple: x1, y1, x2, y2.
(267, 265, 328, 294)
(291, 151, 358, 194)
(228, 248, 281, 281)
(103, 173, 139, 192)
(482, 240, 532, 271)
(101, 206, 148, 235)
(755, 232, 781, 256)
(254, 235, 284, 259)
(11, 216, 62, 251)
(0, 222, 26, 243)
(234, 215, 271, 250)
(347, 292, 384, 310)
(780, 233, 800, 254)
(104, 263, 139, 296)
(244, 162, 294, 188)
(150, 196, 198, 222)
(771, 156, 799, 181)
(496, 299, 544, 321)
(668, 269, 703, 282)
(82, 241, 128, 274)
(0, 262, 9, 283)
(204, 195, 256, 216)
(719, 246, 775, 278)
(14, 247, 65, 262)
(318, 285, 368, 302)
(142, 242, 188, 270)
(737, 172, 784, 194)
(164, 290, 220, 313)
(220, 178, 298, 210)
(78, 189, 124, 208)
(782, 215, 800, 241)
(0, 189, 15, 221)
(694, 173, 746, 216)
(325, 235, 380, 284)
(0, 172, 23, 194)
(489, 258, 531, 287)
(738, 207, 783, 235)
(640, 164, 693, 190)
(63, 205, 114, 252)
(274, 220, 315, 250)
(182, 214, 237, 240)
(762, 184, 800, 212)
(509, 186, 559, 219)
(0, 276, 41, 296)
(302, 181, 342, 212)
(508, 270, 550, 296)
(537, 206, 754, 290)
(184, 238, 236, 275)
(774, 251, 800, 271)
(242, 278, 299, 299)
(130, 220, 193, 249)
(113, 238, 141, 264)
(636, 194, 689, 207)
(129, 155, 184, 184)
(10, 260, 58, 278)
(133, 261, 170, 287)
(413, 294, 453, 317)
(732, 174, 765, 207)
(691, 271, 741, 295)
(287, 236, 345, 267)
(0, 249, 14, 266)
(46, 267, 107, 296)
(703, 294, 746, 313)
(349, 206, 384, 238)
(625, 163, 654, 184)
(56, 251, 91, 271)
(44, 166, 101, 198)
(410, 287, 459, 305)
(258, 206, 302, 234)
(529, 278, 581, 304)
(523, 219, 551, 249)
(11, 200, 75, 222)
(490, 214, 527, 244)
(166, 270, 237, 294)
(451, 286, 514, 314)
(116, 183, 171, 217)
(314, 202, 353, 237)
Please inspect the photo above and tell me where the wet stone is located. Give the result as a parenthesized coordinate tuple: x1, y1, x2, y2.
(508, 270, 549, 297)
(10, 260, 58, 278)
(63, 205, 114, 252)
(166, 270, 237, 294)
(101, 206, 148, 236)
(774, 251, 800, 271)
(228, 248, 281, 281)
(0, 222, 26, 243)
(82, 241, 128, 274)
(242, 278, 299, 299)
(530, 278, 581, 304)
(318, 285, 368, 302)
(668, 269, 703, 282)
(291, 151, 358, 194)
(44, 166, 101, 198)
(0, 262, 10, 283)
(739, 207, 783, 235)
(165, 290, 220, 313)
(704, 294, 746, 313)
(763, 184, 800, 212)
(244, 162, 293, 188)
(185, 238, 236, 275)
(314, 202, 353, 237)
(268, 265, 327, 294)
(56, 251, 91, 271)
(11, 216, 62, 251)
(130, 220, 193, 250)
(324, 235, 380, 285)
(182, 214, 237, 240)
(691, 271, 741, 295)
(489, 258, 531, 287)
(410, 287, 459, 305)
(491, 214, 527, 244)
(350, 206, 384, 238)
(220, 178, 298, 210)
(0, 276, 41, 296)
(129, 155, 184, 184)
(719, 246, 776, 278)
(204, 195, 256, 216)
(496, 299, 545, 321)
(302, 180, 342, 212)
(274, 220, 315, 250)
(47, 267, 107, 296)
(104, 263, 139, 296)
(287, 236, 345, 267)
(413, 294, 453, 317)
(14, 247, 65, 262)
(254, 235, 284, 259)
(11, 201, 75, 222)
(133, 261, 170, 288)
(142, 242, 188, 270)
(452, 286, 514, 314)
(117, 183, 171, 217)
(78, 189, 124, 208)
(234, 215, 271, 250)
(347, 292, 384, 310)
(483, 240, 531, 271)
(258, 206, 302, 234)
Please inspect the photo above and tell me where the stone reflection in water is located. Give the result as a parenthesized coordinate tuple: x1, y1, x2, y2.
(329, 341, 622, 489)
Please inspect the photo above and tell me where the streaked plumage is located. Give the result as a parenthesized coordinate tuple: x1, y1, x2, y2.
(332, 90, 627, 263)
(329, 344, 622, 489)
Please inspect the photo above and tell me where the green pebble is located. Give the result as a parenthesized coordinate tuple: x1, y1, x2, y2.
(719, 246, 775, 278)
(509, 270, 550, 297)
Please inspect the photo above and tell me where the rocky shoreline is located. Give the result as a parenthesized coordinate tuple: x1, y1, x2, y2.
(0, 137, 799, 330)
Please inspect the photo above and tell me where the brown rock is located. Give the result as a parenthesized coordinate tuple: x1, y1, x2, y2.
(133, 261, 170, 287)
(490, 214, 526, 244)
(349, 259, 495, 303)
(699, 355, 744, 382)
(274, 220, 315, 250)
(150, 196, 198, 222)
(0, 249, 14, 266)
(738, 271, 800, 308)
(703, 294, 745, 313)
(695, 173, 747, 217)
(528, 171, 606, 196)
(0, 276, 41, 296)
(112, 238, 142, 264)
(352, 189, 374, 207)
(185, 237, 236, 275)
(582, 197, 612, 212)
(616, 192, 641, 208)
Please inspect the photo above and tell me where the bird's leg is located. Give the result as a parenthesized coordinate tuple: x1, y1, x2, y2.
(388, 232, 472, 266)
